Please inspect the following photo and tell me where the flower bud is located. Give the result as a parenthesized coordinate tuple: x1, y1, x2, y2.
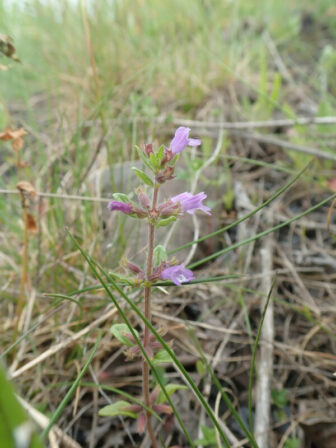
(155, 165, 175, 184)
(136, 187, 150, 208)
(157, 200, 180, 217)
(137, 412, 146, 434)
(125, 260, 143, 274)
(124, 404, 142, 413)
(107, 201, 133, 214)
(144, 143, 153, 155)
(152, 404, 173, 415)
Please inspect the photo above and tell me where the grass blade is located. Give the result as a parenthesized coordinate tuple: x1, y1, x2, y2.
(189, 192, 336, 269)
(41, 332, 102, 440)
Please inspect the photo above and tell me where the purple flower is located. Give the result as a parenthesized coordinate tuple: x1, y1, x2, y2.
(160, 264, 195, 286)
(107, 201, 133, 214)
(171, 192, 211, 215)
(170, 127, 201, 154)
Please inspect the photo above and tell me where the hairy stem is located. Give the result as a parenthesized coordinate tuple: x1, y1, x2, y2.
(143, 185, 159, 448)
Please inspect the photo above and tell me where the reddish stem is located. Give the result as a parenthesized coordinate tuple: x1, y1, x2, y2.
(143, 185, 159, 447)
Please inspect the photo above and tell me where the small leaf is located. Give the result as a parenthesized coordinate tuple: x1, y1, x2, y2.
(156, 145, 165, 163)
(149, 152, 159, 170)
(284, 438, 301, 448)
(271, 388, 288, 409)
(156, 216, 177, 227)
(112, 193, 131, 203)
(196, 359, 206, 376)
(132, 167, 154, 187)
(153, 245, 168, 267)
(99, 400, 138, 419)
(135, 145, 153, 171)
(152, 349, 173, 365)
(110, 323, 139, 347)
(157, 383, 188, 404)
(194, 425, 218, 446)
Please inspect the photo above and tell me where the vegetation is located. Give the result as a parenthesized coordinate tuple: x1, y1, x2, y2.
(1, 1, 336, 447)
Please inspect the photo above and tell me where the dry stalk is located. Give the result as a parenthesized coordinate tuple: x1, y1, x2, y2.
(254, 212, 274, 447)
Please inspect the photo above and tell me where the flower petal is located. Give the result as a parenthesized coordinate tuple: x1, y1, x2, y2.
(160, 264, 195, 286)
(107, 201, 133, 214)
(170, 127, 201, 154)
(171, 192, 211, 215)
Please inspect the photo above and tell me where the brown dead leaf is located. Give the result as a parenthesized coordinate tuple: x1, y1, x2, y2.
(13, 136, 24, 151)
(16, 181, 37, 200)
(0, 34, 20, 62)
(27, 213, 38, 234)
(0, 127, 27, 151)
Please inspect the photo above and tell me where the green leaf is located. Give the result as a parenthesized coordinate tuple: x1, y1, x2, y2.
(135, 145, 153, 171)
(196, 359, 206, 376)
(132, 167, 154, 187)
(194, 425, 218, 446)
(0, 363, 45, 448)
(99, 400, 138, 419)
(156, 145, 165, 163)
(153, 245, 168, 267)
(149, 152, 160, 170)
(152, 349, 173, 365)
(284, 438, 301, 448)
(157, 383, 188, 404)
(271, 388, 288, 409)
(112, 193, 131, 203)
(156, 216, 177, 227)
(110, 323, 139, 347)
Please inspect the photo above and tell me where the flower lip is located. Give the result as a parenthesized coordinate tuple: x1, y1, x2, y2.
(170, 126, 201, 154)
(171, 192, 211, 215)
(160, 264, 195, 286)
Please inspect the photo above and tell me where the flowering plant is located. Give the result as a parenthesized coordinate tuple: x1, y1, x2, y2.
(99, 127, 210, 446)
